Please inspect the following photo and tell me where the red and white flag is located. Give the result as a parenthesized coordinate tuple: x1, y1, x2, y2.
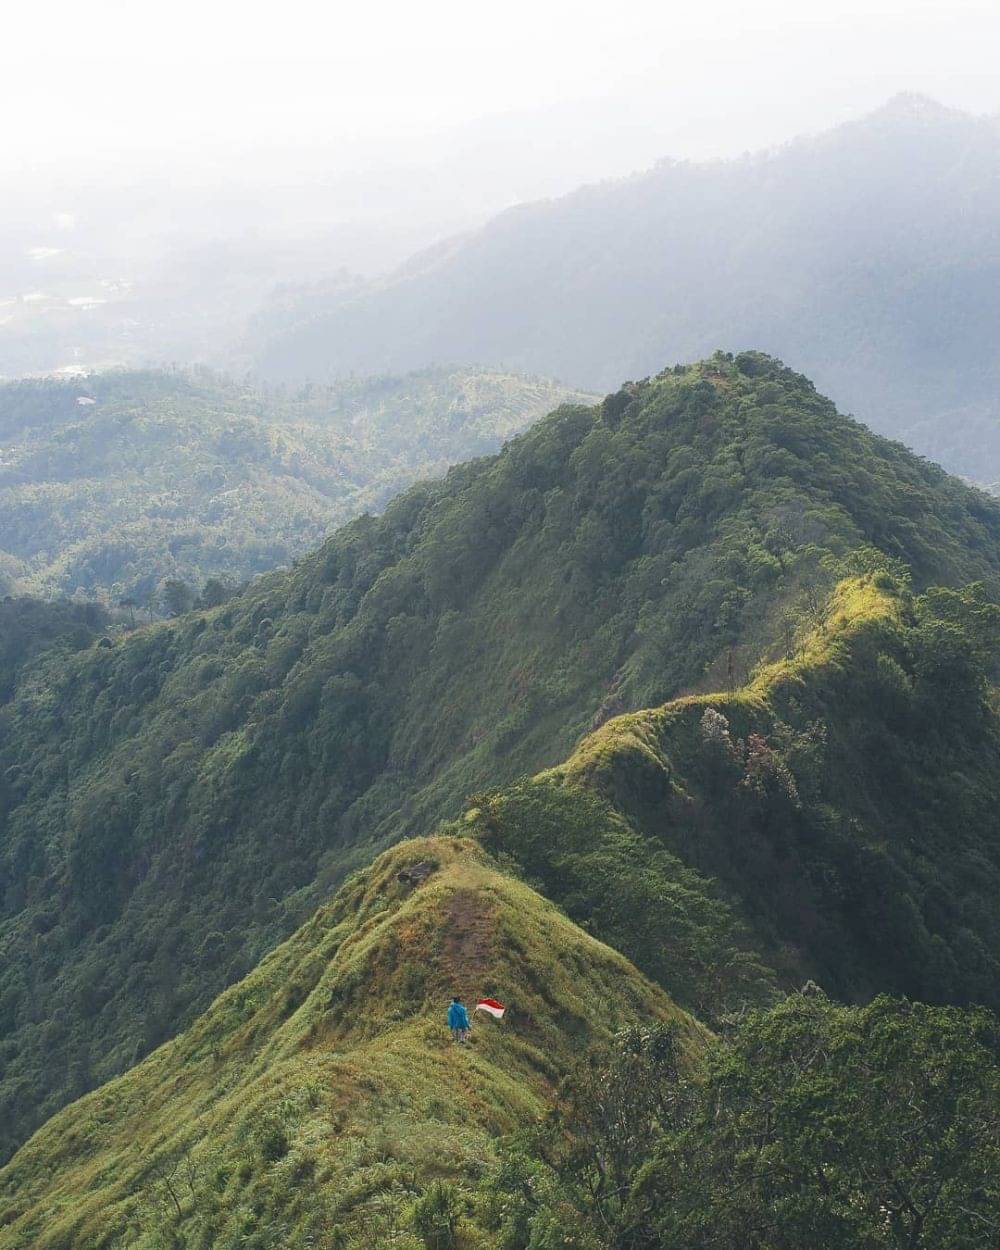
(475, 997, 506, 1019)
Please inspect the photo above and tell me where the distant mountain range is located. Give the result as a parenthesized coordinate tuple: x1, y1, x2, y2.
(253, 95, 1000, 482)
(0, 367, 586, 604)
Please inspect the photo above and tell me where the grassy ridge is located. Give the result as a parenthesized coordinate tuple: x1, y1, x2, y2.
(3, 573, 998, 1247)
(2, 352, 999, 1162)
(0, 838, 698, 1249)
(476, 572, 1000, 1014)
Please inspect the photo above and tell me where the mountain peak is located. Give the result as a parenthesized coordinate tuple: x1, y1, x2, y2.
(817, 92, 981, 150)
(251, 93, 1000, 486)
(873, 91, 960, 121)
(0, 835, 698, 1246)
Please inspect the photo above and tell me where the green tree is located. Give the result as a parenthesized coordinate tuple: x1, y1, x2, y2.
(635, 994, 1000, 1250)
(912, 582, 1000, 707)
(544, 1025, 684, 1248)
(198, 577, 235, 609)
(119, 595, 138, 628)
(160, 579, 195, 618)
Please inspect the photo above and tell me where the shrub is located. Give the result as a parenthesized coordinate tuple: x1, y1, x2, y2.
(258, 1122, 290, 1164)
(411, 1180, 463, 1250)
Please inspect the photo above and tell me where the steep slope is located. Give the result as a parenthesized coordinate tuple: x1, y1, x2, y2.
(0, 837, 700, 1249)
(2, 352, 1000, 1162)
(0, 366, 586, 602)
(474, 574, 1000, 1013)
(0, 597, 108, 700)
(3, 579, 998, 1249)
(255, 95, 1000, 481)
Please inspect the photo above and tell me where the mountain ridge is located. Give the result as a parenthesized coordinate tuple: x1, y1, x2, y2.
(3, 564, 999, 1245)
(0, 836, 700, 1249)
(476, 569, 1000, 1010)
(1, 352, 999, 1163)
(252, 98, 1000, 482)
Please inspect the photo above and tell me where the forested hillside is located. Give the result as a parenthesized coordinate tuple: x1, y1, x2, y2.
(0, 597, 108, 700)
(476, 574, 1000, 1012)
(3, 579, 999, 1247)
(254, 95, 1000, 482)
(2, 352, 999, 1165)
(0, 366, 584, 604)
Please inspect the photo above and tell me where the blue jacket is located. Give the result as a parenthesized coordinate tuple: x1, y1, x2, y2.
(448, 1001, 470, 1029)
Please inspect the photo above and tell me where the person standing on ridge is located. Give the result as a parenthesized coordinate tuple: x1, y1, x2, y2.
(447, 996, 470, 1044)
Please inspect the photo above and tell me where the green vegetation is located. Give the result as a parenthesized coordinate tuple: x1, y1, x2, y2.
(637, 993, 1000, 1249)
(474, 572, 1000, 1015)
(1, 842, 995, 1249)
(483, 994, 999, 1250)
(1, 353, 1000, 1248)
(0, 365, 586, 604)
(2, 352, 1000, 1169)
(254, 96, 1000, 483)
(0, 597, 109, 700)
(0, 837, 700, 1249)
(469, 780, 777, 1022)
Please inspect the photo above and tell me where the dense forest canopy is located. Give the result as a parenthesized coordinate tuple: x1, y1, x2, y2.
(0, 366, 586, 605)
(5, 12, 1000, 1238)
(1, 353, 999, 1167)
(253, 96, 1000, 483)
(0, 597, 108, 700)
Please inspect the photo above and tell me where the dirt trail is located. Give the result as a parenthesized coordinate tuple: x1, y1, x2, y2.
(442, 888, 495, 996)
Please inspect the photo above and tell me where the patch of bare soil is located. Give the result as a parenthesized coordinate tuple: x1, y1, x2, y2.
(442, 889, 495, 994)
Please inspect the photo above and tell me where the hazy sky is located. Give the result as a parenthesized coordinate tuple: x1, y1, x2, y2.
(2, 0, 999, 372)
(5, 0, 999, 180)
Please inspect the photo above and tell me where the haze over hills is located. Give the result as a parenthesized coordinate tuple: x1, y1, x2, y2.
(0, 367, 586, 604)
(0, 83, 759, 380)
(254, 95, 1000, 482)
(0, 174, 473, 380)
(6, 3, 1000, 1242)
(2, 352, 1000, 1172)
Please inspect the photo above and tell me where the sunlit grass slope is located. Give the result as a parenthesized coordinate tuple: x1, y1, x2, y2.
(0, 837, 698, 1249)
(552, 575, 903, 791)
